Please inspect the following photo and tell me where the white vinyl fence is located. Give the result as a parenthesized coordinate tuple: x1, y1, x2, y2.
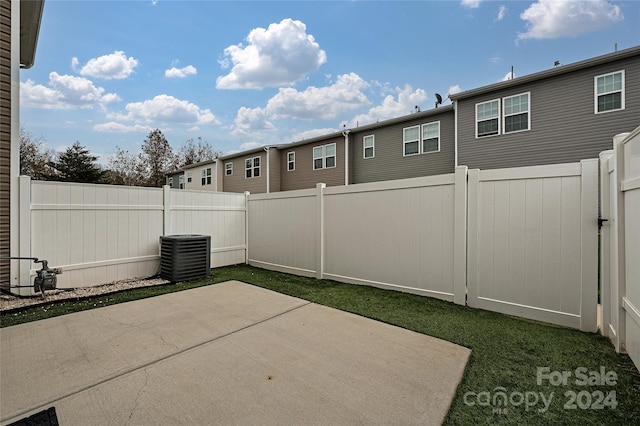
(16, 177, 246, 294)
(467, 161, 598, 331)
(601, 128, 640, 371)
(248, 162, 599, 331)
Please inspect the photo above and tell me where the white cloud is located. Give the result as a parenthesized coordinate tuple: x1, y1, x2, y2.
(496, 5, 507, 21)
(502, 71, 515, 81)
(461, 0, 482, 9)
(517, 0, 623, 41)
(265, 73, 370, 120)
(110, 94, 219, 125)
(93, 122, 153, 133)
(20, 73, 120, 109)
(165, 65, 197, 78)
(349, 85, 428, 128)
(232, 107, 275, 136)
(292, 128, 337, 141)
(78, 51, 139, 80)
(448, 85, 462, 96)
(216, 18, 327, 89)
(239, 142, 263, 151)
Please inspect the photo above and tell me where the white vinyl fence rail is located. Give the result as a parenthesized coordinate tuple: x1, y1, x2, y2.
(248, 162, 599, 331)
(17, 177, 246, 294)
(601, 128, 640, 371)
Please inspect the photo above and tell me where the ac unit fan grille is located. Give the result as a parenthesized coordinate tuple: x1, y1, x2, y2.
(160, 235, 211, 282)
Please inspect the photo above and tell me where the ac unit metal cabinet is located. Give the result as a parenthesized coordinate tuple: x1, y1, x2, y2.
(160, 235, 211, 282)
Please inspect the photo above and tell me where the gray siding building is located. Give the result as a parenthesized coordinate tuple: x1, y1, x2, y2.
(451, 46, 640, 170)
(349, 106, 455, 184)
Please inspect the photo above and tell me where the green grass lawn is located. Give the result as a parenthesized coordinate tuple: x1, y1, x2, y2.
(2, 264, 639, 425)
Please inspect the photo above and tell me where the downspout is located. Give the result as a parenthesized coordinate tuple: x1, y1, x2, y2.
(453, 100, 458, 167)
(10, 0, 21, 290)
(263, 146, 270, 193)
(342, 130, 350, 185)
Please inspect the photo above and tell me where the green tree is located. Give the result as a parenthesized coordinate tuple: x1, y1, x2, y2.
(140, 129, 177, 187)
(48, 142, 105, 183)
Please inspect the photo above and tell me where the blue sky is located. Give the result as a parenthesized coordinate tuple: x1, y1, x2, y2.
(20, 0, 640, 164)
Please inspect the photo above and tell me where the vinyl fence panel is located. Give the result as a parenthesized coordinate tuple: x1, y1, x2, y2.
(467, 161, 598, 331)
(322, 174, 460, 301)
(603, 128, 640, 370)
(168, 189, 247, 268)
(247, 188, 319, 277)
(27, 180, 164, 289)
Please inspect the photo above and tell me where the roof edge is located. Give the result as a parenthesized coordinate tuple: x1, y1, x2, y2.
(449, 45, 640, 101)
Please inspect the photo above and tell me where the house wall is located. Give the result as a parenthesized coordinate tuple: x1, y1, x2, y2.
(279, 134, 345, 191)
(222, 152, 267, 194)
(0, 0, 10, 287)
(350, 108, 455, 184)
(457, 54, 640, 169)
(165, 171, 183, 189)
(184, 162, 217, 191)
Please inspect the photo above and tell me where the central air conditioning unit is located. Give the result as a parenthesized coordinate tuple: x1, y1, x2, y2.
(160, 234, 211, 282)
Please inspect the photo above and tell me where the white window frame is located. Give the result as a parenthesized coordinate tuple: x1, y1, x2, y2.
(186, 172, 192, 183)
(363, 135, 375, 159)
(503, 92, 530, 134)
(287, 152, 295, 171)
(225, 162, 233, 176)
(476, 98, 501, 138)
(245, 156, 260, 179)
(594, 70, 625, 114)
(178, 175, 184, 189)
(313, 143, 336, 170)
(421, 121, 440, 154)
(201, 167, 212, 185)
(403, 125, 420, 156)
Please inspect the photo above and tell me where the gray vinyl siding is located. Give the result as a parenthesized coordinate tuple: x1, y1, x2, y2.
(280, 135, 345, 191)
(165, 171, 183, 189)
(222, 152, 267, 194)
(457, 54, 640, 169)
(1, 0, 10, 287)
(350, 109, 455, 184)
(268, 148, 281, 192)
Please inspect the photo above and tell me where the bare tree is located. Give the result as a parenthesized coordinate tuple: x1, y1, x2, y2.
(105, 146, 146, 186)
(177, 137, 221, 167)
(19, 126, 55, 180)
(140, 129, 178, 187)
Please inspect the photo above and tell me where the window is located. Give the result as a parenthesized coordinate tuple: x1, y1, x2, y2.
(187, 172, 192, 183)
(245, 157, 260, 178)
(178, 175, 184, 189)
(503, 93, 530, 133)
(422, 122, 440, 153)
(403, 126, 420, 156)
(225, 162, 233, 176)
(168, 177, 173, 186)
(313, 143, 336, 170)
(476, 99, 500, 137)
(363, 135, 374, 159)
(201, 167, 212, 185)
(287, 152, 295, 171)
(595, 71, 624, 113)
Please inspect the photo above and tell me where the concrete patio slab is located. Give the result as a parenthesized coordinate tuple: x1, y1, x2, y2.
(1, 281, 470, 425)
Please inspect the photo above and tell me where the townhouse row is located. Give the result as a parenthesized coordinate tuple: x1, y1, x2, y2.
(167, 45, 640, 194)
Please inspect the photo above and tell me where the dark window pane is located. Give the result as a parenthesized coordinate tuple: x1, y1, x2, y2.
(405, 141, 419, 155)
(254, 168, 260, 177)
(505, 113, 528, 132)
(423, 138, 439, 153)
(326, 156, 335, 168)
(478, 119, 498, 136)
(314, 158, 323, 169)
(598, 93, 621, 112)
